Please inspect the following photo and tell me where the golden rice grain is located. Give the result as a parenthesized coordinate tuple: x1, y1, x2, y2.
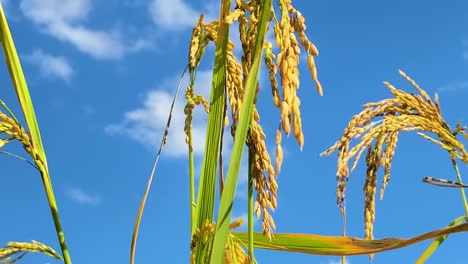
(380, 131, 398, 199)
(185, 0, 323, 241)
(0, 240, 62, 260)
(323, 71, 468, 242)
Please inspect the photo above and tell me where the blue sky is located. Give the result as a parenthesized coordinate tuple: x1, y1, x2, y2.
(1, 0, 468, 263)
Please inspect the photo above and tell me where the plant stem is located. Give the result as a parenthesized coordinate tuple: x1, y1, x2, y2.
(450, 157, 468, 217)
(189, 128, 196, 234)
(188, 70, 197, 236)
(248, 148, 254, 261)
(39, 170, 72, 264)
(415, 215, 466, 264)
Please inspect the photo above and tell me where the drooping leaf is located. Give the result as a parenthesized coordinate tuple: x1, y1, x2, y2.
(233, 223, 468, 256)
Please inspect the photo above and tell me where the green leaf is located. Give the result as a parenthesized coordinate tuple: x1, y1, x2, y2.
(233, 222, 468, 256)
(192, 1, 231, 263)
(209, 0, 272, 263)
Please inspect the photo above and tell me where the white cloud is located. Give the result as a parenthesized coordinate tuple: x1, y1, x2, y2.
(66, 188, 101, 205)
(48, 23, 128, 59)
(105, 70, 213, 157)
(149, 0, 216, 31)
(20, 0, 91, 24)
(23, 49, 73, 81)
(20, 0, 151, 59)
(150, 0, 199, 30)
(438, 81, 468, 92)
(327, 259, 351, 264)
(106, 68, 262, 202)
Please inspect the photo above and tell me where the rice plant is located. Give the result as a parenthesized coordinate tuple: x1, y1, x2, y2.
(0, 2, 71, 264)
(131, 0, 468, 263)
(1, 0, 467, 263)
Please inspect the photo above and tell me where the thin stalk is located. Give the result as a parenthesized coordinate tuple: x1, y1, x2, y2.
(450, 157, 468, 216)
(218, 85, 228, 197)
(0, 100, 19, 124)
(39, 170, 72, 264)
(188, 70, 197, 235)
(130, 66, 187, 264)
(415, 215, 466, 264)
(188, 121, 196, 234)
(341, 202, 347, 263)
(248, 148, 254, 261)
(0, 149, 37, 169)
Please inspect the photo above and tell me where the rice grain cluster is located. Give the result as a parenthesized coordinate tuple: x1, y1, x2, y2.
(190, 218, 250, 264)
(0, 240, 62, 261)
(186, 0, 322, 240)
(322, 70, 468, 240)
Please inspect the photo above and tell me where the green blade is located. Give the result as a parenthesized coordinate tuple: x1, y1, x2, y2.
(210, 0, 272, 263)
(233, 222, 468, 256)
(192, 1, 231, 262)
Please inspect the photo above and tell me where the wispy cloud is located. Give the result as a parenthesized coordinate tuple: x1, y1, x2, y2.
(150, 0, 199, 30)
(327, 259, 351, 264)
(66, 188, 101, 205)
(106, 69, 262, 202)
(23, 49, 73, 81)
(149, 0, 216, 31)
(438, 80, 468, 92)
(20, 0, 152, 60)
(463, 41, 468, 60)
(105, 70, 212, 157)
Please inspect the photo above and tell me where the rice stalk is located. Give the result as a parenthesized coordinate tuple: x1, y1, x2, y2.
(415, 215, 466, 264)
(130, 67, 187, 264)
(0, 3, 71, 262)
(210, 0, 270, 261)
(184, 1, 323, 261)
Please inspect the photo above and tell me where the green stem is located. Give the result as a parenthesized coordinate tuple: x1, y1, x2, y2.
(415, 215, 466, 264)
(188, 70, 197, 236)
(189, 127, 196, 234)
(450, 157, 468, 217)
(40, 170, 72, 264)
(248, 148, 254, 261)
(0, 100, 19, 124)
